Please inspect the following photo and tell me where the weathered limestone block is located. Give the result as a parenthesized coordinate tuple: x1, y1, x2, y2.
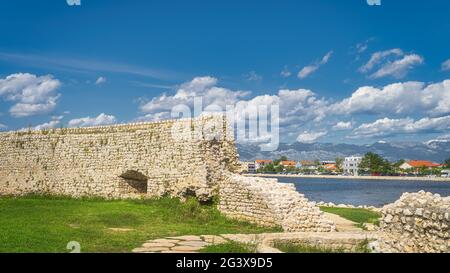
(218, 173, 336, 232)
(378, 191, 450, 253)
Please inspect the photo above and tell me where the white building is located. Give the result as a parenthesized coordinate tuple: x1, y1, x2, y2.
(343, 156, 362, 176)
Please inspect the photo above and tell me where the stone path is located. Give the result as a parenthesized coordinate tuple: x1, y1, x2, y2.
(132, 235, 229, 253)
(132, 213, 368, 253)
(132, 232, 379, 253)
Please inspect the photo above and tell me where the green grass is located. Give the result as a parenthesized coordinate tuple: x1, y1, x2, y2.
(319, 207, 381, 226)
(0, 195, 279, 253)
(274, 240, 371, 253)
(200, 241, 257, 253)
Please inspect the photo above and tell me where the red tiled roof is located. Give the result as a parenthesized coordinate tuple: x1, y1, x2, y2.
(406, 160, 441, 168)
(281, 161, 296, 166)
(255, 160, 272, 164)
(324, 164, 337, 170)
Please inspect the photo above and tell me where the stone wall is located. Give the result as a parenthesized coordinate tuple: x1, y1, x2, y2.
(218, 174, 336, 232)
(0, 115, 335, 232)
(378, 191, 449, 253)
(0, 115, 237, 201)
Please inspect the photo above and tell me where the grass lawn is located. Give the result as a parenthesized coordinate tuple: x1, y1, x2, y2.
(319, 207, 381, 226)
(0, 196, 279, 253)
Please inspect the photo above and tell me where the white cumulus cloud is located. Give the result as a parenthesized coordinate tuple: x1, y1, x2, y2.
(332, 121, 353, 131)
(331, 79, 450, 117)
(33, 116, 64, 131)
(352, 115, 450, 138)
(297, 130, 327, 143)
(68, 113, 117, 128)
(298, 51, 333, 79)
(0, 123, 7, 131)
(0, 73, 61, 117)
(359, 49, 423, 79)
(138, 76, 250, 121)
(370, 54, 424, 79)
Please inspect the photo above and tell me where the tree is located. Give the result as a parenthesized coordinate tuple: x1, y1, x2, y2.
(358, 152, 392, 175)
(444, 158, 450, 168)
(335, 157, 344, 173)
(273, 156, 288, 166)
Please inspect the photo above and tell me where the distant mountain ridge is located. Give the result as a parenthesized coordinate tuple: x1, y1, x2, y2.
(237, 140, 450, 163)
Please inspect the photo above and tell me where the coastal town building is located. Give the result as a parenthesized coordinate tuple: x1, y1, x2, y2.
(399, 160, 441, 170)
(343, 156, 362, 176)
(324, 163, 338, 172)
(247, 162, 256, 173)
(255, 160, 272, 170)
(300, 160, 318, 171)
(280, 161, 296, 168)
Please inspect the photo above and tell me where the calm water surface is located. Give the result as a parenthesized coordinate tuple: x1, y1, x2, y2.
(271, 177, 450, 207)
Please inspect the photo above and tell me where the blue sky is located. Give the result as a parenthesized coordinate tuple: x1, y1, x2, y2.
(0, 0, 449, 144)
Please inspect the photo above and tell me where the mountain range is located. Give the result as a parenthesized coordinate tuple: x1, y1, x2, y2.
(237, 139, 450, 163)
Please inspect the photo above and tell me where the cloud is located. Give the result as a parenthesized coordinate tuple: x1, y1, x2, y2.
(352, 115, 450, 138)
(0, 73, 61, 117)
(245, 71, 262, 81)
(280, 66, 292, 78)
(297, 130, 327, 143)
(442, 59, 450, 71)
(0, 123, 7, 131)
(359, 48, 403, 73)
(138, 76, 250, 121)
(355, 38, 374, 54)
(359, 49, 423, 79)
(331, 79, 450, 117)
(33, 116, 64, 130)
(332, 121, 353, 131)
(68, 113, 117, 128)
(298, 51, 333, 79)
(0, 52, 184, 81)
(370, 54, 424, 79)
(136, 76, 450, 143)
(95, 77, 107, 85)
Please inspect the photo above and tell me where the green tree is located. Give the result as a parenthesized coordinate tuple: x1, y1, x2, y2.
(358, 152, 392, 175)
(444, 158, 450, 168)
(335, 157, 344, 173)
(273, 156, 288, 166)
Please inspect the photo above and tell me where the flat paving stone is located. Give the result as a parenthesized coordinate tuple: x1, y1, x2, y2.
(142, 242, 175, 248)
(171, 245, 203, 252)
(177, 241, 209, 247)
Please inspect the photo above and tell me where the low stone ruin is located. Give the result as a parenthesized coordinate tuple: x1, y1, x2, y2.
(218, 173, 336, 232)
(377, 191, 449, 253)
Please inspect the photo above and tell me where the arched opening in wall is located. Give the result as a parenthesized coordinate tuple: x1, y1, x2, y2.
(118, 170, 148, 195)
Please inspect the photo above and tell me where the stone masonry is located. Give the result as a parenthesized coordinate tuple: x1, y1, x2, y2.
(0, 115, 335, 232)
(219, 174, 336, 232)
(0, 115, 237, 201)
(378, 191, 449, 253)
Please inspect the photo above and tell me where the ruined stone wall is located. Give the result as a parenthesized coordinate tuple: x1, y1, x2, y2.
(218, 174, 336, 232)
(0, 114, 336, 233)
(378, 191, 449, 253)
(0, 115, 238, 200)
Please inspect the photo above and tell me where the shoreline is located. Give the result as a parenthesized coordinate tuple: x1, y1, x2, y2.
(246, 173, 450, 182)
